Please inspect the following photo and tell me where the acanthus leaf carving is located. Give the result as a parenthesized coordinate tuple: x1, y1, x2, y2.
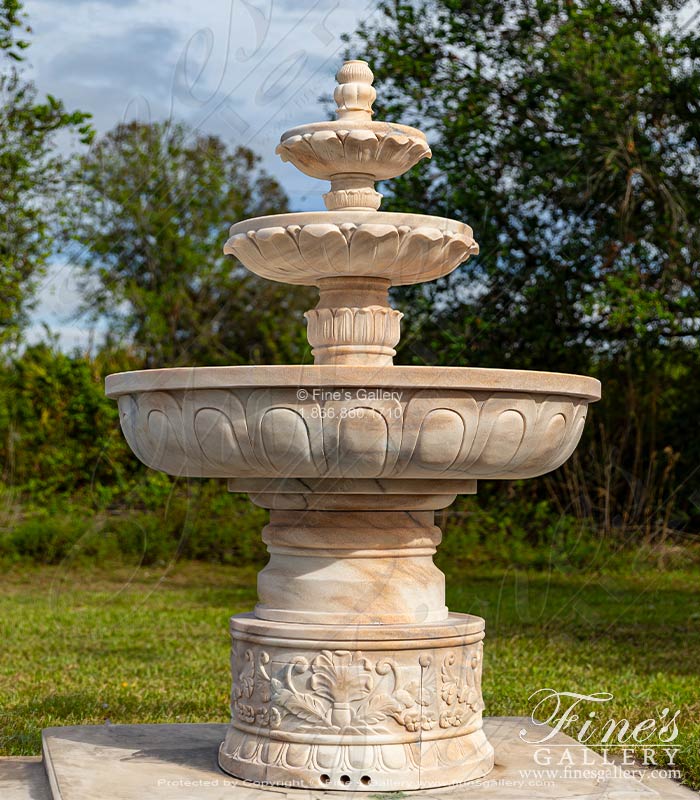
(231, 644, 484, 736)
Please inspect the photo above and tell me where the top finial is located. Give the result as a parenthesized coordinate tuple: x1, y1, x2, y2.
(275, 58, 431, 211)
(333, 60, 376, 120)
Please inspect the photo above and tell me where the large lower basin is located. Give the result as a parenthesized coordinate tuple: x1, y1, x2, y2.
(105, 366, 600, 482)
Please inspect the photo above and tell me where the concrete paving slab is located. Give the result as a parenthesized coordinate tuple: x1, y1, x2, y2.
(32, 717, 698, 799)
(0, 756, 51, 800)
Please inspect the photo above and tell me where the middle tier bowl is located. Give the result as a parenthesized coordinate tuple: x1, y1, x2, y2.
(223, 211, 479, 286)
(106, 366, 601, 488)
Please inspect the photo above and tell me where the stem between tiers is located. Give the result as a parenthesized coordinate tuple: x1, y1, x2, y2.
(255, 509, 449, 625)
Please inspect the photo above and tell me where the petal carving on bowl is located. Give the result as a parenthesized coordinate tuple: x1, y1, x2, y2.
(223, 232, 267, 272)
(115, 386, 593, 481)
(461, 395, 538, 474)
(414, 409, 465, 473)
(537, 412, 568, 470)
(254, 227, 306, 277)
(276, 129, 430, 180)
(348, 224, 399, 269)
(246, 390, 327, 475)
(397, 391, 479, 477)
(118, 394, 150, 468)
(194, 408, 254, 476)
(534, 404, 588, 477)
(443, 233, 479, 266)
(184, 389, 261, 476)
(298, 224, 349, 272)
(260, 408, 314, 476)
(376, 132, 409, 162)
(225, 215, 478, 285)
(341, 128, 379, 166)
(393, 226, 446, 283)
(147, 397, 188, 472)
(475, 409, 527, 472)
(308, 129, 346, 165)
(124, 391, 193, 475)
(337, 408, 388, 477)
(320, 397, 402, 477)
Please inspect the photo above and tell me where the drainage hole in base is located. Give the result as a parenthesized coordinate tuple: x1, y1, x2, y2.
(361, 775, 372, 785)
(340, 775, 351, 785)
(320, 774, 330, 784)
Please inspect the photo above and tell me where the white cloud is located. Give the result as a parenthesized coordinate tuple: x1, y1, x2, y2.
(23, 0, 382, 348)
(27, 262, 106, 352)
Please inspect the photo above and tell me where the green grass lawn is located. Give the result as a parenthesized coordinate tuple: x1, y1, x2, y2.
(0, 560, 698, 789)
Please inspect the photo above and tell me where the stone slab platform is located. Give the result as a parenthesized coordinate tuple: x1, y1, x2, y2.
(1, 717, 697, 799)
(0, 757, 51, 800)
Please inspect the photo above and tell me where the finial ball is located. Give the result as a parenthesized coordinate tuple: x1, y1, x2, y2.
(334, 59, 376, 119)
(336, 59, 374, 86)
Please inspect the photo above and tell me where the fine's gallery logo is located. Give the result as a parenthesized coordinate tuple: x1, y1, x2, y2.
(520, 688, 681, 771)
(296, 388, 403, 402)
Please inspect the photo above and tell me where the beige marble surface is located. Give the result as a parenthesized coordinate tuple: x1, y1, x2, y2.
(219, 612, 492, 789)
(107, 379, 595, 483)
(276, 60, 430, 212)
(255, 509, 449, 624)
(223, 211, 478, 287)
(105, 364, 601, 398)
(104, 58, 604, 793)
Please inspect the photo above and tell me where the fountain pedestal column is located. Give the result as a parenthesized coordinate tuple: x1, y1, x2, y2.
(255, 509, 448, 625)
(216, 58, 497, 791)
(218, 617, 492, 792)
(218, 504, 494, 790)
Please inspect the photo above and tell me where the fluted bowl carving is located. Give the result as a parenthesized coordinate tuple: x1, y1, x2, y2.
(224, 211, 479, 286)
(276, 127, 431, 181)
(106, 366, 600, 483)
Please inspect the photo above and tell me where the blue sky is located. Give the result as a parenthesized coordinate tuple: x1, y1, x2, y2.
(23, 0, 377, 349)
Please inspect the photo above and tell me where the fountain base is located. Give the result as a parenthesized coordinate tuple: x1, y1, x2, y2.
(218, 612, 494, 791)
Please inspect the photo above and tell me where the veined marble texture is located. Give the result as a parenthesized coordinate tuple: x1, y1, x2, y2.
(104, 57, 603, 793)
(223, 211, 478, 286)
(218, 613, 494, 791)
(111, 384, 591, 482)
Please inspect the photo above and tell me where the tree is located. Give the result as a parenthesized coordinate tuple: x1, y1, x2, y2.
(0, 342, 131, 496)
(68, 121, 312, 367)
(0, 0, 92, 346)
(348, 0, 700, 532)
(348, 0, 700, 363)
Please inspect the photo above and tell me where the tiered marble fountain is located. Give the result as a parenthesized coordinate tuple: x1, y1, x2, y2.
(105, 61, 600, 792)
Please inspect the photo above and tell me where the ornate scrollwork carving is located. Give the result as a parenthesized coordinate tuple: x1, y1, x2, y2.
(230, 644, 484, 737)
